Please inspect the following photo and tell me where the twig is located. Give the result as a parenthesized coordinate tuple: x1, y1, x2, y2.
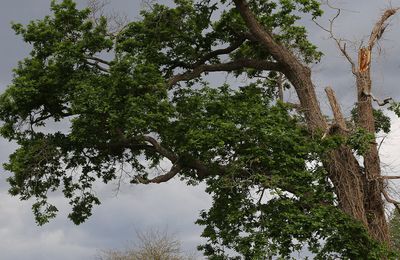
(313, 2, 357, 74)
(325, 86, 348, 131)
(368, 7, 400, 49)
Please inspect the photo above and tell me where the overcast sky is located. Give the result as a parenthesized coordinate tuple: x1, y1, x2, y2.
(1, 1, 400, 260)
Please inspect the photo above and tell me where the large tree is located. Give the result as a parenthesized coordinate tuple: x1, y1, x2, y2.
(2, 0, 400, 258)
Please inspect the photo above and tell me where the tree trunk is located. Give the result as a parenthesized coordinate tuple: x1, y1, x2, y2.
(233, 0, 390, 245)
(356, 54, 389, 242)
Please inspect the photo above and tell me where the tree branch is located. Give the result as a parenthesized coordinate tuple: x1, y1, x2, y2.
(135, 163, 183, 184)
(382, 190, 400, 214)
(232, 0, 305, 72)
(368, 8, 400, 49)
(381, 176, 400, 180)
(325, 86, 348, 131)
(167, 58, 283, 87)
(313, 2, 356, 74)
(362, 91, 393, 106)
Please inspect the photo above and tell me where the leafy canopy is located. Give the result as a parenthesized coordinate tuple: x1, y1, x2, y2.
(0, 0, 396, 259)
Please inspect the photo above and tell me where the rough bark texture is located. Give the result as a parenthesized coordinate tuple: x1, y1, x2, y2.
(356, 65, 389, 242)
(232, 0, 397, 245)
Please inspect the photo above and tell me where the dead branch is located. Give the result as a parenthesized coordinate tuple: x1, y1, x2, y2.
(313, 2, 356, 74)
(378, 135, 387, 152)
(382, 190, 400, 214)
(362, 91, 393, 106)
(368, 7, 400, 49)
(135, 163, 183, 184)
(381, 176, 400, 180)
(87, 0, 129, 37)
(142, 136, 178, 163)
(325, 87, 348, 131)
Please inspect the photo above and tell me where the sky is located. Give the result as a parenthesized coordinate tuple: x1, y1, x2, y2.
(1, 1, 400, 260)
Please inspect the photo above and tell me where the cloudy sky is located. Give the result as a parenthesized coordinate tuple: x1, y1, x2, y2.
(1, 1, 400, 259)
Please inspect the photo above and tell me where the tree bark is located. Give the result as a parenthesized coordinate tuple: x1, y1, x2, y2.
(356, 61, 389, 242)
(233, 0, 390, 245)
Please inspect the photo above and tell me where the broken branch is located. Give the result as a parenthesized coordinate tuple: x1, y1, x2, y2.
(368, 8, 400, 49)
(325, 87, 348, 131)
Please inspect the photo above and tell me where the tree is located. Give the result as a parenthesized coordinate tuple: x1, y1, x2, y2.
(96, 228, 195, 260)
(1, 0, 400, 258)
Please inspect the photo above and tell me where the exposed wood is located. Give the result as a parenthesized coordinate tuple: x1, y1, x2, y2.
(313, 3, 356, 74)
(233, 0, 327, 132)
(368, 8, 400, 48)
(382, 176, 400, 180)
(352, 6, 400, 243)
(358, 47, 371, 73)
(325, 87, 347, 131)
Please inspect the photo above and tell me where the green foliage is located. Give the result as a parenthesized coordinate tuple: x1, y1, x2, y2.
(0, 0, 395, 258)
(346, 128, 375, 156)
(351, 107, 391, 134)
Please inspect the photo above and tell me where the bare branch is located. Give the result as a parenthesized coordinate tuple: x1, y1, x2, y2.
(368, 7, 400, 49)
(87, 0, 130, 36)
(325, 87, 348, 131)
(313, 2, 356, 73)
(167, 58, 283, 87)
(382, 190, 400, 214)
(381, 176, 400, 180)
(378, 135, 387, 152)
(362, 91, 393, 106)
